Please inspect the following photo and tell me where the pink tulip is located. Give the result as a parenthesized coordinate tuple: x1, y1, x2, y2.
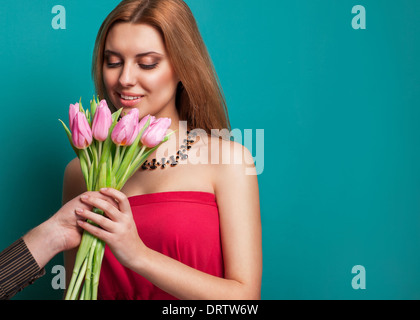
(69, 103, 79, 130)
(111, 108, 140, 146)
(92, 100, 112, 141)
(139, 114, 156, 131)
(141, 117, 171, 148)
(72, 112, 93, 149)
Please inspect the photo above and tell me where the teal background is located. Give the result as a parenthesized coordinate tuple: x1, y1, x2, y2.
(0, 0, 419, 299)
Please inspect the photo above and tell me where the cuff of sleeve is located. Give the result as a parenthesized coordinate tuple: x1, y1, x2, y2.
(0, 238, 45, 300)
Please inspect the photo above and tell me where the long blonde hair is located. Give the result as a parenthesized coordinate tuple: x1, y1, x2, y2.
(92, 0, 231, 133)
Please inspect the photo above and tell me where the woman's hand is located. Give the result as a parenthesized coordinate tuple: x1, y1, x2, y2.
(76, 188, 145, 269)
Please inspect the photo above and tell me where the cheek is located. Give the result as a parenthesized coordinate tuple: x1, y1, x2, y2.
(145, 71, 178, 99)
(102, 68, 120, 105)
(102, 68, 117, 90)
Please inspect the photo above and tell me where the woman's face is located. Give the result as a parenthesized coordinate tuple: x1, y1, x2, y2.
(103, 23, 179, 119)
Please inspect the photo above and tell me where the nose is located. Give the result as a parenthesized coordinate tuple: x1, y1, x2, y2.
(119, 63, 137, 87)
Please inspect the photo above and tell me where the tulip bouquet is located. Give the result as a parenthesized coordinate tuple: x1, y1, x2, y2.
(59, 97, 172, 300)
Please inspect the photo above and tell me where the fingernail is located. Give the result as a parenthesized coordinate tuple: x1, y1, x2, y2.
(100, 188, 108, 192)
(75, 208, 84, 214)
(81, 195, 88, 200)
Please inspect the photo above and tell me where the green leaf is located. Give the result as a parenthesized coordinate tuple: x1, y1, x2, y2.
(86, 109, 91, 126)
(98, 162, 107, 190)
(112, 145, 121, 176)
(112, 107, 123, 122)
(118, 131, 175, 189)
(59, 119, 79, 157)
(90, 95, 97, 120)
(79, 97, 84, 112)
(106, 158, 113, 188)
(89, 150, 95, 191)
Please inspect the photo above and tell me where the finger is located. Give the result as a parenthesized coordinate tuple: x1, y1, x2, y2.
(80, 195, 120, 221)
(82, 191, 119, 209)
(76, 208, 115, 232)
(100, 188, 132, 214)
(77, 219, 110, 242)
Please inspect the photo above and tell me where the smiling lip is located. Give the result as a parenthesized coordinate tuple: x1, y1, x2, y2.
(117, 92, 144, 107)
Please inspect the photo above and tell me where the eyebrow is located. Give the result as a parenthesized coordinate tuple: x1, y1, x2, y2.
(104, 50, 163, 58)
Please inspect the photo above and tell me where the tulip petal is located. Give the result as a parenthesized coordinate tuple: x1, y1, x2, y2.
(140, 117, 171, 148)
(115, 116, 151, 183)
(92, 100, 112, 141)
(71, 112, 93, 149)
(98, 108, 123, 171)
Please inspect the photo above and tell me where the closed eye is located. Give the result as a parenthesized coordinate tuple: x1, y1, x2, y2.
(107, 62, 122, 68)
(139, 63, 158, 70)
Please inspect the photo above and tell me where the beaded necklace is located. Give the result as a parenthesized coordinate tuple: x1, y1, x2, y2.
(141, 130, 197, 170)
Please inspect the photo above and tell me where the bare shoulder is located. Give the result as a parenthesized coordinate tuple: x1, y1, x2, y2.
(206, 135, 257, 180)
(62, 157, 86, 204)
(185, 132, 258, 195)
(204, 135, 259, 205)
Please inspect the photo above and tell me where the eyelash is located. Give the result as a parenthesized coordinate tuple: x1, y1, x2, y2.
(139, 63, 158, 70)
(106, 62, 158, 70)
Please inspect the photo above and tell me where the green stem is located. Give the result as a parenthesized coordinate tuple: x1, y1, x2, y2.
(65, 230, 96, 300)
(120, 146, 127, 161)
(70, 257, 88, 300)
(84, 237, 98, 300)
(92, 239, 105, 300)
(83, 148, 92, 190)
(80, 284, 86, 300)
(98, 141, 102, 164)
(65, 269, 78, 300)
(85, 147, 92, 169)
(116, 145, 161, 189)
(112, 145, 121, 175)
(133, 145, 146, 166)
(79, 150, 90, 191)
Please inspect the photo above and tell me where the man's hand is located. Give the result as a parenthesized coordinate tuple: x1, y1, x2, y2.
(23, 191, 118, 269)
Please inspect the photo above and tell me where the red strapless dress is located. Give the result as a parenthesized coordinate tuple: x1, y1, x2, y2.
(98, 191, 224, 300)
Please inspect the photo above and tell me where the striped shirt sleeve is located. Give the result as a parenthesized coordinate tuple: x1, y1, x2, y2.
(0, 238, 45, 300)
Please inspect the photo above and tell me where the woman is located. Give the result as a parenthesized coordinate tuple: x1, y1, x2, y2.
(64, 0, 262, 300)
